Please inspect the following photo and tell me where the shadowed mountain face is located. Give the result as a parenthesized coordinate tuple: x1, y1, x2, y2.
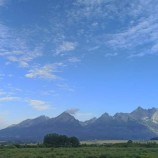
(0, 108, 158, 143)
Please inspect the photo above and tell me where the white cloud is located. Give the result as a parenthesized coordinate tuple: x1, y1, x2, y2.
(41, 90, 58, 96)
(72, 0, 126, 20)
(68, 57, 81, 63)
(56, 41, 77, 56)
(65, 108, 80, 115)
(0, 23, 43, 67)
(25, 63, 64, 80)
(29, 100, 49, 111)
(70, 0, 158, 58)
(105, 52, 118, 57)
(108, 19, 154, 46)
(77, 0, 110, 6)
(128, 52, 147, 58)
(0, 97, 20, 102)
(107, 15, 158, 57)
(1, 49, 42, 67)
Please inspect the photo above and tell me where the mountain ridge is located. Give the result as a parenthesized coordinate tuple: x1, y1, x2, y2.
(0, 107, 158, 142)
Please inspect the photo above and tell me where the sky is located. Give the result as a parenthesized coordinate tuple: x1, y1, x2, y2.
(0, 0, 158, 129)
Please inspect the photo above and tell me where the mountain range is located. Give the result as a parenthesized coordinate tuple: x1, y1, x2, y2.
(0, 107, 158, 143)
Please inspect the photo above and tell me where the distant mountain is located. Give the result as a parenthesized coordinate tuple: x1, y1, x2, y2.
(0, 107, 158, 143)
(52, 112, 80, 124)
(130, 107, 158, 134)
(130, 106, 157, 121)
(80, 117, 97, 126)
(15, 116, 50, 128)
(83, 109, 155, 140)
(113, 113, 132, 122)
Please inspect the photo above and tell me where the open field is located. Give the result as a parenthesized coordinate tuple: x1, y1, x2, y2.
(81, 140, 158, 145)
(81, 140, 128, 145)
(0, 146, 158, 158)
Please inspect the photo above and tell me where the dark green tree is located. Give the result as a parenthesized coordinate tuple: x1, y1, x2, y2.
(69, 136, 80, 147)
(43, 133, 80, 147)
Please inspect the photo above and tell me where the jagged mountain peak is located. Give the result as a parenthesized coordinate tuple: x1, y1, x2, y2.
(97, 112, 112, 122)
(100, 112, 111, 118)
(132, 106, 146, 113)
(34, 115, 50, 120)
(54, 112, 78, 123)
(114, 113, 132, 122)
(57, 111, 74, 118)
(17, 115, 50, 127)
(133, 106, 157, 113)
(130, 107, 157, 121)
(136, 106, 144, 110)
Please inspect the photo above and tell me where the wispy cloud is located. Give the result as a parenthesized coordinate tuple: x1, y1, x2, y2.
(0, 97, 20, 102)
(40, 90, 58, 96)
(55, 41, 77, 56)
(0, 23, 43, 67)
(65, 108, 95, 121)
(65, 108, 80, 115)
(68, 0, 158, 58)
(0, 85, 23, 98)
(25, 63, 64, 80)
(77, 0, 107, 4)
(57, 83, 74, 92)
(68, 57, 81, 63)
(105, 52, 118, 58)
(28, 100, 49, 111)
(108, 16, 158, 57)
(5, 50, 42, 67)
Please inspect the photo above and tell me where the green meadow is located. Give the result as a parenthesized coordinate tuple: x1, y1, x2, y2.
(0, 145, 158, 158)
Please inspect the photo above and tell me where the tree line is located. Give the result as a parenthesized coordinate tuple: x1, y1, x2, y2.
(43, 133, 80, 147)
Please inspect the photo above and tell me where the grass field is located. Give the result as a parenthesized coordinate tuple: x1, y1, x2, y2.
(0, 146, 158, 158)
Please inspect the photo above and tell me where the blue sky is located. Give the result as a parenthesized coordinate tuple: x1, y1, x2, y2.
(0, 0, 158, 128)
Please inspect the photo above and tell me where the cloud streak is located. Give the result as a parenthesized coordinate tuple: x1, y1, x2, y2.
(108, 16, 158, 57)
(55, 41, 77, 56)
(28, 100, 49, 111)
(25, 63, 64, 80)
(0, 24, 43, 67)
(6, 50, 42, 67)
(0, 97, 20, 102)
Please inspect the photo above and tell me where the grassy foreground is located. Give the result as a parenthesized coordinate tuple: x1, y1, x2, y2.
(0, 146, 158, 158)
